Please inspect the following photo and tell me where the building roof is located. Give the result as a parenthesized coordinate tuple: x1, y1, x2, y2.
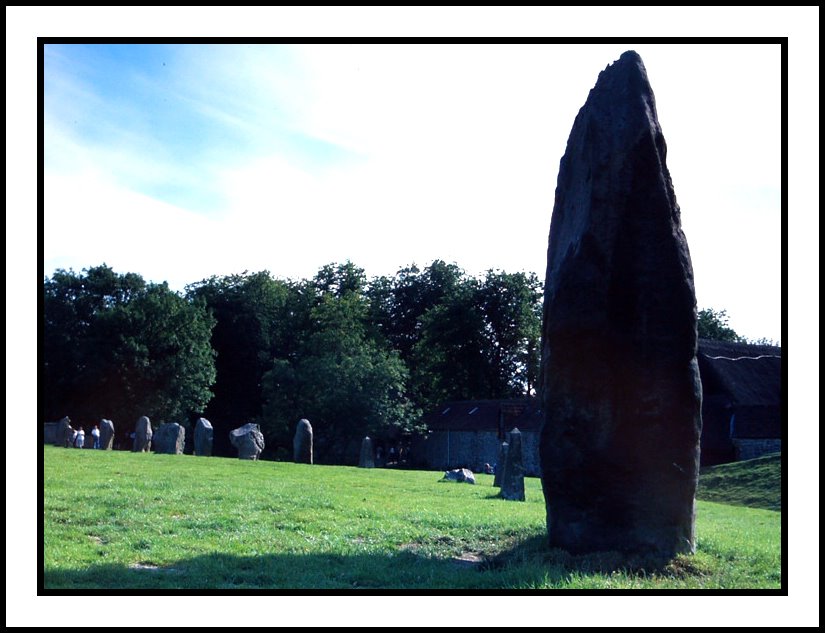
(422, 398, 541, 433)
(697, 339, 782, 407)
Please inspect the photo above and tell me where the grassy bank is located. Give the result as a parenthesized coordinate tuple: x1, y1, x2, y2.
(42, 446, 781, 590)
(697, 453, 782, 511)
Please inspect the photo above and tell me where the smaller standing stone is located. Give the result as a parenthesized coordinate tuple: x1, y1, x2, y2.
(359, 436, 375, 468)
(500, 428, 525, 501)
(230, 423, 265, 460)
(194, 418, 213, 456)
(493, 441, 509, 487)
(153, 422, 185, 455)
(133, 416, 153, 452)
(99, 419, 115, 450)
(293, 419, 313, 464)
(56, 416, 72, 447)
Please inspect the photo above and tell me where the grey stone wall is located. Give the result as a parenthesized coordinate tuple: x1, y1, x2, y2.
(418, 430, 541, 476)
(43, 423, 58, 444)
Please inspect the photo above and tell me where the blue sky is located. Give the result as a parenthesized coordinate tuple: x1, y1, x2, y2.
(43, 42, 783, 342)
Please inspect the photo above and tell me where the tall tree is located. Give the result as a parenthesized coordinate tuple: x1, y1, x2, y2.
(697, 308, 743, 342)
(42, 265, 216, 428)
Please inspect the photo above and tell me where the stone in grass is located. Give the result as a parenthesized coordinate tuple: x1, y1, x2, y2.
(99, 418, 115, 450)
(359, 436, 375, 468)
(293, 418, 313, 464)
(493, 441, 509, 487)
(153, 422, 185, 455)
(500, 428, 525, 501)
(56, 416, 72, 447)
(194, 418, 213, 456)
(443, 468, 476, 485)
(230, 423, 265, 460)
(133, 416, 153, 452)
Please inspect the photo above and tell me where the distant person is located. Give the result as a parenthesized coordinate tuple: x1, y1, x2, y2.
(388, 446, 397, 463)
(483, 463, 494, 475)
(91, 425, 100, 449)
(75, 427, 85, 449)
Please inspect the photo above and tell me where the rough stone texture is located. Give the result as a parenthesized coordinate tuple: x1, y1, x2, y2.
(540, 51, 702, 557)
(359, 436, 375, 468)
(230, 423, 265, 460)
(293, 419, 313, 464)
(55, 416, 72, 447)
(153, 422, 185, 455)
(133, 416, 153, 452)
(443, 468, 476, 484)
(100, 419, 115, 450)
(493, 442, 509, 487)
(194, 418, 213, 456)
(500, 429, 526, 501)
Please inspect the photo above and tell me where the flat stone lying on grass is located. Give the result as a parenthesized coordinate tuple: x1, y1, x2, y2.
(230, 423, 265, 460)
(443, 468, 476, 484)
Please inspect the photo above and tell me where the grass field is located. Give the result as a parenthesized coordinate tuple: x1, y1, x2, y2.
(42, 446, 781, 590)
(696, 454, 781, 512)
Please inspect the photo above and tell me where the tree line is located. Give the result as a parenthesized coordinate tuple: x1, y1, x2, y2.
(42, 261, 542, 461)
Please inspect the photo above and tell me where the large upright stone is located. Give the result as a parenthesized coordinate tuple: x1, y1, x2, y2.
(540, 51, 702, 557)
(493, 441, 509, 487)
(358, 436, 375, 468)
(230, 423, 265, 460)
(500, 429, 525, 501)
(194, 418, 213, 456)
(293, 419, 313, 464)
(133, 416, 153, 452)
(55, 416, 72, 447)
(99, 419, 115, 450)
(153, 422, 185, 455)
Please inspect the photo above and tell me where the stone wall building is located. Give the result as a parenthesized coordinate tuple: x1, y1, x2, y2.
(697, 339, 782, 465)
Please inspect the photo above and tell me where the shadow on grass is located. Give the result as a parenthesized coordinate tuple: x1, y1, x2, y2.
(43, 534, 702, 592)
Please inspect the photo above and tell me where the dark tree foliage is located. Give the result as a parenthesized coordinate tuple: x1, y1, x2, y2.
(42, 265, 216, 431)
(697, 308, 743, 343)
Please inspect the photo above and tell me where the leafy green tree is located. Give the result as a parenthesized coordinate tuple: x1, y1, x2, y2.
(697, 308, 743, 342)
(42, 265, 216, 427)
(261, 270, 418, 462)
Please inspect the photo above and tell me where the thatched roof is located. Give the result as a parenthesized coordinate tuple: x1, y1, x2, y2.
(422, 398, 540, 433)
(697, 339, 781, 407)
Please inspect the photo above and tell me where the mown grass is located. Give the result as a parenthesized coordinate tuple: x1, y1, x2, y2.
(42, 446, 781, 590)
(697, 453, 782, 511)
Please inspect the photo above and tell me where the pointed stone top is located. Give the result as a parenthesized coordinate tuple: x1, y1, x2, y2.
(510, 427, 521, 435)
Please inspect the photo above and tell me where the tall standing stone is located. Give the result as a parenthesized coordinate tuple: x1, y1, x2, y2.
(493, 441, 509, 487)
(99, 419, 115, 450)
(153, 422, 185, 454)
(293, 419, 313, 464)
(500, 429, 525, 501)
(358, 436, 375, 468)
(540, 51, 702, 557)
(230, 423, 265, 460)
(133, 416, 153, 452)
(55, 416, 72, 447)
(194, 418, 213, 456)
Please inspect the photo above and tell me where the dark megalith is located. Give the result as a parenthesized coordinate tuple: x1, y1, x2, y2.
(500, 429, 525, 501)
(55, 416, 72, 447)
(99, 419, 115, 450)
(540, 51, 702, 557)
(230, 423, 265, 460)
(493, 441, 509, 487)
(293, 419, 313, 464)
(358, 436, 375, 468)
(153, 422, 185, 454)
(194, 418, 213, 456)
(133, 416, 153, 452)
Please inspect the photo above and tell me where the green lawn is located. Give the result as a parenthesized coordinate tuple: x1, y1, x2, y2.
(42, 446, 781, 590)
(697, 453, 782, 511)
